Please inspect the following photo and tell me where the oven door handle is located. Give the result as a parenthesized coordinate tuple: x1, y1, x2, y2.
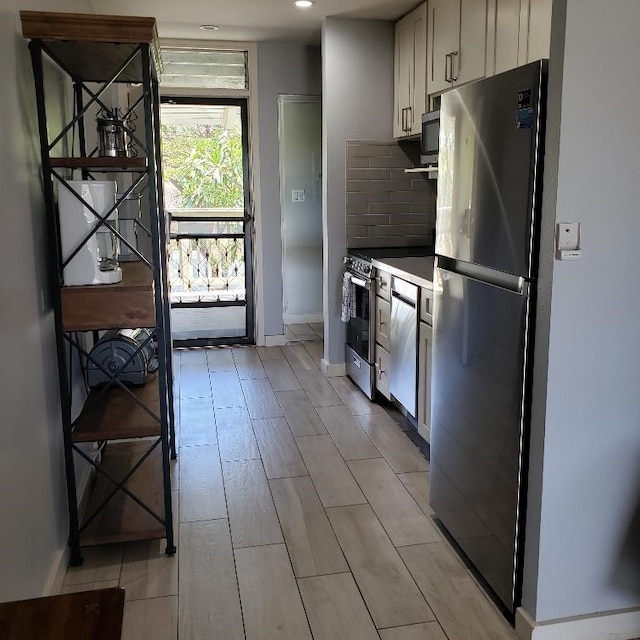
(350, 275, 372, 290)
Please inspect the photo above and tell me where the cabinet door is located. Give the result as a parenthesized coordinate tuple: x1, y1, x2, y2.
(490, 0, 522, 76)
(395, 15, 414, 137)
(410, 3, 428, 135)
(376, 296, 391, 352)
(457, 0, 488, 85)
(428, 0, 460, 94)
(377, 270, 391, 301)
(375, 345, 391, 400)
(523, 0, 552, 63)
(417, 322, 433, 443)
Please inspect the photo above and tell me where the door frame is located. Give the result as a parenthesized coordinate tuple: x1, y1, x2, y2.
(158, 39, 267, 346)
(160, 95, 255, 346)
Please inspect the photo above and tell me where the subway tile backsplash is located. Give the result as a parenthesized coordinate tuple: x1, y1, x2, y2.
(346, 140, 436, 248)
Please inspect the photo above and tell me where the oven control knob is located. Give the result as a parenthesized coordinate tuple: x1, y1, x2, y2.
(363, 264, 371, 274)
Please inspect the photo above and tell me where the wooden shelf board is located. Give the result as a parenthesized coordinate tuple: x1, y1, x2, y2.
(62, 262, 155, 331)
(20, 12, 158, 44)
(80, 441, 167, 547)
(20, 12, 162, 82)
(51, 157, 147, 170)
(72, 376, 161, 442)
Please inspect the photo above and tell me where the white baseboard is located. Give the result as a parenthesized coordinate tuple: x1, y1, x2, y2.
(283, 313, 323, 324)
(265, 334, 287, 347)
(321, 359, 346, 377)
(516, 606, 640, 640)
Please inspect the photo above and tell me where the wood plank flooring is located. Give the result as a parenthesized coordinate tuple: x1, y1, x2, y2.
(61, 342, 516, 640)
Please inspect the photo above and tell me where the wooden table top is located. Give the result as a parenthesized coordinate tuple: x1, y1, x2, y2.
(0, 587, 124, 640)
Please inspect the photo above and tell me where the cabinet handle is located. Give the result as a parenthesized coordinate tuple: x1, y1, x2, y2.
(407, 106, 413, 132)
(445, 53, 451, 82)
(450, 51, 459, 82)
(403, 107, 408, 133)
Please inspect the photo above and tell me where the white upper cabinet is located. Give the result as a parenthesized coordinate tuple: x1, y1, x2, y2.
(428, 0, 488, 95)
(486, 0, 551, 77)
(394, 2, 427, 137)
(489, 0, 522, 75)
(524, 0, 552, 63)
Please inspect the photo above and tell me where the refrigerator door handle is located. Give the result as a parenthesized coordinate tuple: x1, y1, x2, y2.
(437, 260, 530, 297)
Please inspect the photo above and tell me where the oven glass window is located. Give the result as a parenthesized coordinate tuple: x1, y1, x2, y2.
(346, 282, 371, 360)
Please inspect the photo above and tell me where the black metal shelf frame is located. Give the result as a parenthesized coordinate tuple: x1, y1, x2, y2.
(28, 36, 176, 565)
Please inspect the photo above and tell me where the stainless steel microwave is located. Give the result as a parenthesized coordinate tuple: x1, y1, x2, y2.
(420, 110, 440, 166)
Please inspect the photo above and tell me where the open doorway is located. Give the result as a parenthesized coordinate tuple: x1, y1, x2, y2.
(278, 96, 323, 343)
(160, 98, 254, 346)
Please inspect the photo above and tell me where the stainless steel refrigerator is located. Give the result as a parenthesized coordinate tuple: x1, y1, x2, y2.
(430, 60, 547, 613)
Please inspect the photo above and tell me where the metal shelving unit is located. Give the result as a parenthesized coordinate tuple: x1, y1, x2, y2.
(22, 11, 176, 565)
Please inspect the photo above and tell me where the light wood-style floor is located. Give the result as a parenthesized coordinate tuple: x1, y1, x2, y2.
(284, 323, 324, 342)
(60, 343, 516, 640)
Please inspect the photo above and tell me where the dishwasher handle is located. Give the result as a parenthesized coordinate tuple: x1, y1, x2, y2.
(391, 276, 418, 307)
(391, 289, 417, 308)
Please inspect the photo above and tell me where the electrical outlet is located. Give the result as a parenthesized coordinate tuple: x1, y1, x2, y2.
(556, 222, 582, 260)
(292, 189, 306, 203)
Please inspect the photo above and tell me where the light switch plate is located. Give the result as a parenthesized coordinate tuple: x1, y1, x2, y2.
(292, 189, 306, 203)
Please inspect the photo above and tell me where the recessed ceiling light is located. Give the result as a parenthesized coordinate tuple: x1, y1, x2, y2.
(295, 0, 314, 7)
(199, 24, 220, 31)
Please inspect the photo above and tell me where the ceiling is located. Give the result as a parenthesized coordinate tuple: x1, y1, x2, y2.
(89, 0, 420, 44)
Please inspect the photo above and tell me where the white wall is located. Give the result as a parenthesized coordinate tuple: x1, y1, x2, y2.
(322, 17, 395, 364)
(0, 0, 94, 601)
(522, 0, 640, 624)
(256, 43, 321, 339)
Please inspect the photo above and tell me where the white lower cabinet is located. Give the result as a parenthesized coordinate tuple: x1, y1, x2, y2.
(376, 296, 391, 352)
(417, 320, 433, 443)
(375, 272, 392, 400)
(375, 345, 391, 400)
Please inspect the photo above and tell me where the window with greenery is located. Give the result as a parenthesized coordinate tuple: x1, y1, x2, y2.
(161, 123, 244, 210)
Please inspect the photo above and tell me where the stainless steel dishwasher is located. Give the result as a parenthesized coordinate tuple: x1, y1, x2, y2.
(390, 276, 418, 417)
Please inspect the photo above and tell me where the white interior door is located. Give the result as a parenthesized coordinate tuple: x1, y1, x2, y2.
(279, 96, 323, 325)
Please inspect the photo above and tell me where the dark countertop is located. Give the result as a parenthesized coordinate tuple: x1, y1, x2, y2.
(372, 256, 435, 289)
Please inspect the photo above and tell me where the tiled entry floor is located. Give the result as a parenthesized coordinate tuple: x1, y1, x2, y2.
(284, 322, 324, 342)
(60, 344, 515, 640)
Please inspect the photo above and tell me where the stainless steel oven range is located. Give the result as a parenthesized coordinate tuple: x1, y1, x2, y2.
(344, 254, 376, 399)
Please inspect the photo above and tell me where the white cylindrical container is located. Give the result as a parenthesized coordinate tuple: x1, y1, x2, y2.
(58, 180, 122, 285)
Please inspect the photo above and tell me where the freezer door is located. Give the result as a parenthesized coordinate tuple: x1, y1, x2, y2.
(429, 265, 531, 611)
(436, 61, 546, 278)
